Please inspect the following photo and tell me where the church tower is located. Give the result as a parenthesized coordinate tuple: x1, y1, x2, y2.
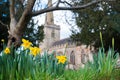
(39, 0, 60, 50)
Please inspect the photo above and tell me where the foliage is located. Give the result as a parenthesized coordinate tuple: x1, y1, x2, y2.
(0, 39, 67, 80)
(71, 0, 120, 52)
(39, 51, 67, 76)
(23, 20, 44, 46)
(0, 0, 9, 50)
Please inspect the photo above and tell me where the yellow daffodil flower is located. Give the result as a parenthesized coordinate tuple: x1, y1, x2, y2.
(21, 38, 32, 49)
(56, 55, 67, 64)
(30, 47, 41, 56)
(1, 39, 4, 42)
(4, 47, 10, 54)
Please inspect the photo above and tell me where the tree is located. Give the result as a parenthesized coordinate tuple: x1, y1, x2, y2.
(71, 0, 120, 52)
(0, 0, 44, 49)
(0, 0, 115, 47)
(23, 20, 44, 46)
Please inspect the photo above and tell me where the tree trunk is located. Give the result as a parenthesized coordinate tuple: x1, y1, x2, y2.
(7, 29, 22, 48)
(7, 16, 31, 48)
(7, 0, 34, 47)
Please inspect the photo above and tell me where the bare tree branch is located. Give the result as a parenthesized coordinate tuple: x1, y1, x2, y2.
(32, 0, 115, 17)
(0, 20, 8, 29)
(60, 0, 73, 7)
(17, 0, 36, 31)
(56, 0, 61, 7)
(9, 0, 17, 36)
(9, 0, 15, 19)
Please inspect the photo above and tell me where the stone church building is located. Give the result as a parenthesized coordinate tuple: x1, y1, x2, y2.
(39, 0, 94, 69)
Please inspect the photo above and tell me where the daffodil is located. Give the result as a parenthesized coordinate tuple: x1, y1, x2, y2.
(21, 38, 32, 49)
(30, 47, 41, 56)
(56, 55, 67, 64)
(1, 39, 4, 42)
(4, 47, 10, 54)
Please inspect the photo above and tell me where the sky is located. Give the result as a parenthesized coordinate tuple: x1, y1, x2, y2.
(34, 10, 78, 39)
(33, 0, 79, 39)
(54, 10, 78, 39)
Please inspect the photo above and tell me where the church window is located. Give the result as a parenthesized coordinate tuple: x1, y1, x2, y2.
(70, 51, 75, 65)
(81, 49, 89, 64)
(81, 54, 86, 64)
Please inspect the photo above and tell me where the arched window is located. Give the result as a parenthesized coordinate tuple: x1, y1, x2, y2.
(81, 54, 86, 64)
(81, 50, 88, 64)
(70, 51, 75, 65)
(81, 49, 86, 64)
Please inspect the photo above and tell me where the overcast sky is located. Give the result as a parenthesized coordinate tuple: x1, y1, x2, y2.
(54, 10, 79, 39)
(34, 10, 78, 39)
(33, 0, 79, 39)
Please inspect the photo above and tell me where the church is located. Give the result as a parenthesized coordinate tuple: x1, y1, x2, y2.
(39, 0, 94, 69)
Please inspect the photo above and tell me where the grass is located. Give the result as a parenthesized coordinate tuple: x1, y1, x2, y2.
(0, 41, 67, 80)
(0, 37, 120, 80)
(58, 46, 120, 80)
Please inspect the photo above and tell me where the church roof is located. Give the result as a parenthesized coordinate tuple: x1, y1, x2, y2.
(52, 38, 74, 46)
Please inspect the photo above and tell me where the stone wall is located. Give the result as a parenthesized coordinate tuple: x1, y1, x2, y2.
(48, 43, 94, 70)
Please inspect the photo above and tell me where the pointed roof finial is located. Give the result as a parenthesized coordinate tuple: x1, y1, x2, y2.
(45, 0, 54, 25)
